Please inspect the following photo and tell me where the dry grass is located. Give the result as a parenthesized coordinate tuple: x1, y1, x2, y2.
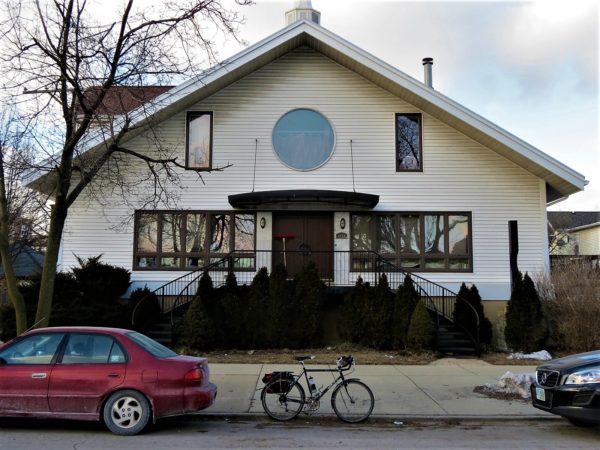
(186, 346, 438, 365)
(185, 348, 549, 365)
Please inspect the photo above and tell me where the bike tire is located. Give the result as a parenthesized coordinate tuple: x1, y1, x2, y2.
(261, 379, 306, 421)
(331, 380, 374, 423)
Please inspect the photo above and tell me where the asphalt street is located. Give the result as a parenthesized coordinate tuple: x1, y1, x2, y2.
(1, 416, 599, 449)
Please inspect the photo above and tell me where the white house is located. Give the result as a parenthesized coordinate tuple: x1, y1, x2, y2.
(548, 212, 600, 267)
(27, 2, 586, 336)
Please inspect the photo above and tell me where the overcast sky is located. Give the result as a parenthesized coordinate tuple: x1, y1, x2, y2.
(218, 0, 599, 211)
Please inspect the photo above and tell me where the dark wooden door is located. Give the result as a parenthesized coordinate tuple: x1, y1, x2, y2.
(273, 213, 333, 278)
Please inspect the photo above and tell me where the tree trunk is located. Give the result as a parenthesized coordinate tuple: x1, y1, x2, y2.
(0, 158, 28, 334)
(0, 224, 27, 334)
(34, 193, 68, 328)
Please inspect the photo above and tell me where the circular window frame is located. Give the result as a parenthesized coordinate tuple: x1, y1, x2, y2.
(271, 108, 336, 172)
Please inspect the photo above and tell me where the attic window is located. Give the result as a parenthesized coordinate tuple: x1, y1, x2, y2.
(396, 113, 422, 171)
(186, 112, 213, 170)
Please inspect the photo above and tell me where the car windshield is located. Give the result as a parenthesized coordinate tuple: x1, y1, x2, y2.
(126, 332, 178, 358)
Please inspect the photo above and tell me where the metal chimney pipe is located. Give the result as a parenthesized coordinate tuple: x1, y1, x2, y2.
(422, 57, 433, 88)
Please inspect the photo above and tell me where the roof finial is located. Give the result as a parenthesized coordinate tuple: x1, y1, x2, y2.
(286, 0, 320, 26)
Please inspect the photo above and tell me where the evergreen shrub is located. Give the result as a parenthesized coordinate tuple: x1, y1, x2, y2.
(130, 287, 161, 331)
(179, 271, 217, 350)
(454, 283, 493, 347)
(392, 274, 420, 349)
(505, 272, 547, 352)
(406, 300, 435, 350)
(2, 256, 132, 339)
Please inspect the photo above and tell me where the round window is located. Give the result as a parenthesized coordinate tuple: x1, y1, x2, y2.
(272, 108, 335, 171)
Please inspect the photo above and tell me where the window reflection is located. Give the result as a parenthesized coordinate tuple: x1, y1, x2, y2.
(210, 214, 230, 253)
(186, 214, 206, 253)
(378, 215, 396, 254)
(162, 214, 182, 253)
(396, 113, 421, 170)
(351, 215, 372, 251)
(135, 212, 255, 270)
(137, 214, 158, 252)
(400, 215, 420, 253)
(350, 212, 470, 271)
(425, 215, 444, 254)
(187, 113, 212, 169)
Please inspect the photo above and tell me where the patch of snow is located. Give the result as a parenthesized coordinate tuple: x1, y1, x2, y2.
(483, 371, 535, 399)
(507, 350, 552, 361)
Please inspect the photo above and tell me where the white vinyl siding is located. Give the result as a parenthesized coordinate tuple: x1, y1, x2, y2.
(61, 48, 547, 300)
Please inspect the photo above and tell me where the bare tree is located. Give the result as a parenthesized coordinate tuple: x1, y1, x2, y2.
(0, 102, 49, 331)
(548, 216, 576, 255)
(0, 0, 251, 332)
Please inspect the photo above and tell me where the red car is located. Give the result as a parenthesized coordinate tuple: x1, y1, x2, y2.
(0, 327, 217, 435)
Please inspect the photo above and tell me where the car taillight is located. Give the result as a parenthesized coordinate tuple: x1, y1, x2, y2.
(184, 367, 204, 383)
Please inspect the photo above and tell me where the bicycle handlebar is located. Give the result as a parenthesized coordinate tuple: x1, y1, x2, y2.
(336, 355, 354, 369)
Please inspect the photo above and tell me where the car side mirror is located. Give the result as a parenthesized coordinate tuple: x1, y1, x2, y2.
(0, 357, 6, 366)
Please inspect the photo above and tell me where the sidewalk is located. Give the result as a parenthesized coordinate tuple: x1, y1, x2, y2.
(207, 358, 555, 420)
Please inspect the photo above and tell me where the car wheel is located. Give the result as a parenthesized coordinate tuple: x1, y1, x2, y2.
(103, 390, 151, 436)
(567, 417, 598, 428)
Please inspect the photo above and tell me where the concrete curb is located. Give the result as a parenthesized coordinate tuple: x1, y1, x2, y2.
(194, 412, 561, 422)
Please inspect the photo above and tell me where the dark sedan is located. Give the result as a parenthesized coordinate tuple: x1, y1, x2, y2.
(531, 350, 600, 427)
(0, 327, 217, 435)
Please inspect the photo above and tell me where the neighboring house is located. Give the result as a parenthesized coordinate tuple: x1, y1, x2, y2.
(548, 211, 600, 267)
(26, 2, 586, 332)
(0, 244, 44, 305)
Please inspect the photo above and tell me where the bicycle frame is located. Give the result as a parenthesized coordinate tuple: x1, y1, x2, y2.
(290, 360, 353, 401)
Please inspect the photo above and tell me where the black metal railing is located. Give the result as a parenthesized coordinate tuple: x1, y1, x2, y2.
(131, 253, 235, 328)
(132, 249, 480, 350)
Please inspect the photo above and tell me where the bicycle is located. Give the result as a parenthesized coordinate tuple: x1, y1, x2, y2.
(260, 355, 374, 423)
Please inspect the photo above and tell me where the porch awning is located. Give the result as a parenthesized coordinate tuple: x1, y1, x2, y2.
(228, 189, 379, 210)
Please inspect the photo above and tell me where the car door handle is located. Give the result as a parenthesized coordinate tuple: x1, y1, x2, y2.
(31, 373, 47, 379)
(107, 373, 121, 378)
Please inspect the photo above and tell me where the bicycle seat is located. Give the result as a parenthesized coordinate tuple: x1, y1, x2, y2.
(294, 355, 314, 362)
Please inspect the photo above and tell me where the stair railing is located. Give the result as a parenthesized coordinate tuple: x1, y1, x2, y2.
(367, 252, 480, 352)
(132, 249, 480, 351)
(131, 252, 234, 328)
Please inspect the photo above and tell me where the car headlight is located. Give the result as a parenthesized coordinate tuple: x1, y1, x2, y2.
(564, 368, 600, 385)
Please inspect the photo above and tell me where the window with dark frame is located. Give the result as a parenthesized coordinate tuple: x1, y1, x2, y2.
(350, 212, 472, 272)
(186, 112, 213, 170)
(396, 113, 422, 171)
(134, 211, 256, 270)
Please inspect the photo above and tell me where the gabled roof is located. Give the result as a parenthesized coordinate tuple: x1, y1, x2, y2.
(548, 211, 600, 232)
(77, 86, 174, 116)
(26, 19, 586, 203)
(0, 244, 44, 278)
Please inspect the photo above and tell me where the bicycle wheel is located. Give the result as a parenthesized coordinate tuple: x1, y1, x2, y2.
(331, 380, 374, 423)
(261, 379, 305, 421)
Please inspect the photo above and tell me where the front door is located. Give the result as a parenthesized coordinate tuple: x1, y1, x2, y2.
(273, 213, 333, 278)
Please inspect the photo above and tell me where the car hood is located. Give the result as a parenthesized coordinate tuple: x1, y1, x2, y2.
(538, 350, 600, 372)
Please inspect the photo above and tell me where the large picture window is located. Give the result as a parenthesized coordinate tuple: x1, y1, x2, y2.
(186, 112, 213, 170)
(134, 211, 255, 270)
(351, 212, 471, 272)
(396, 113, 422, 171)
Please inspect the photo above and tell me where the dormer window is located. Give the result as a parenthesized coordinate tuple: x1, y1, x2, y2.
(396, 113, 422, 171)
(186, 112, 213, 170)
